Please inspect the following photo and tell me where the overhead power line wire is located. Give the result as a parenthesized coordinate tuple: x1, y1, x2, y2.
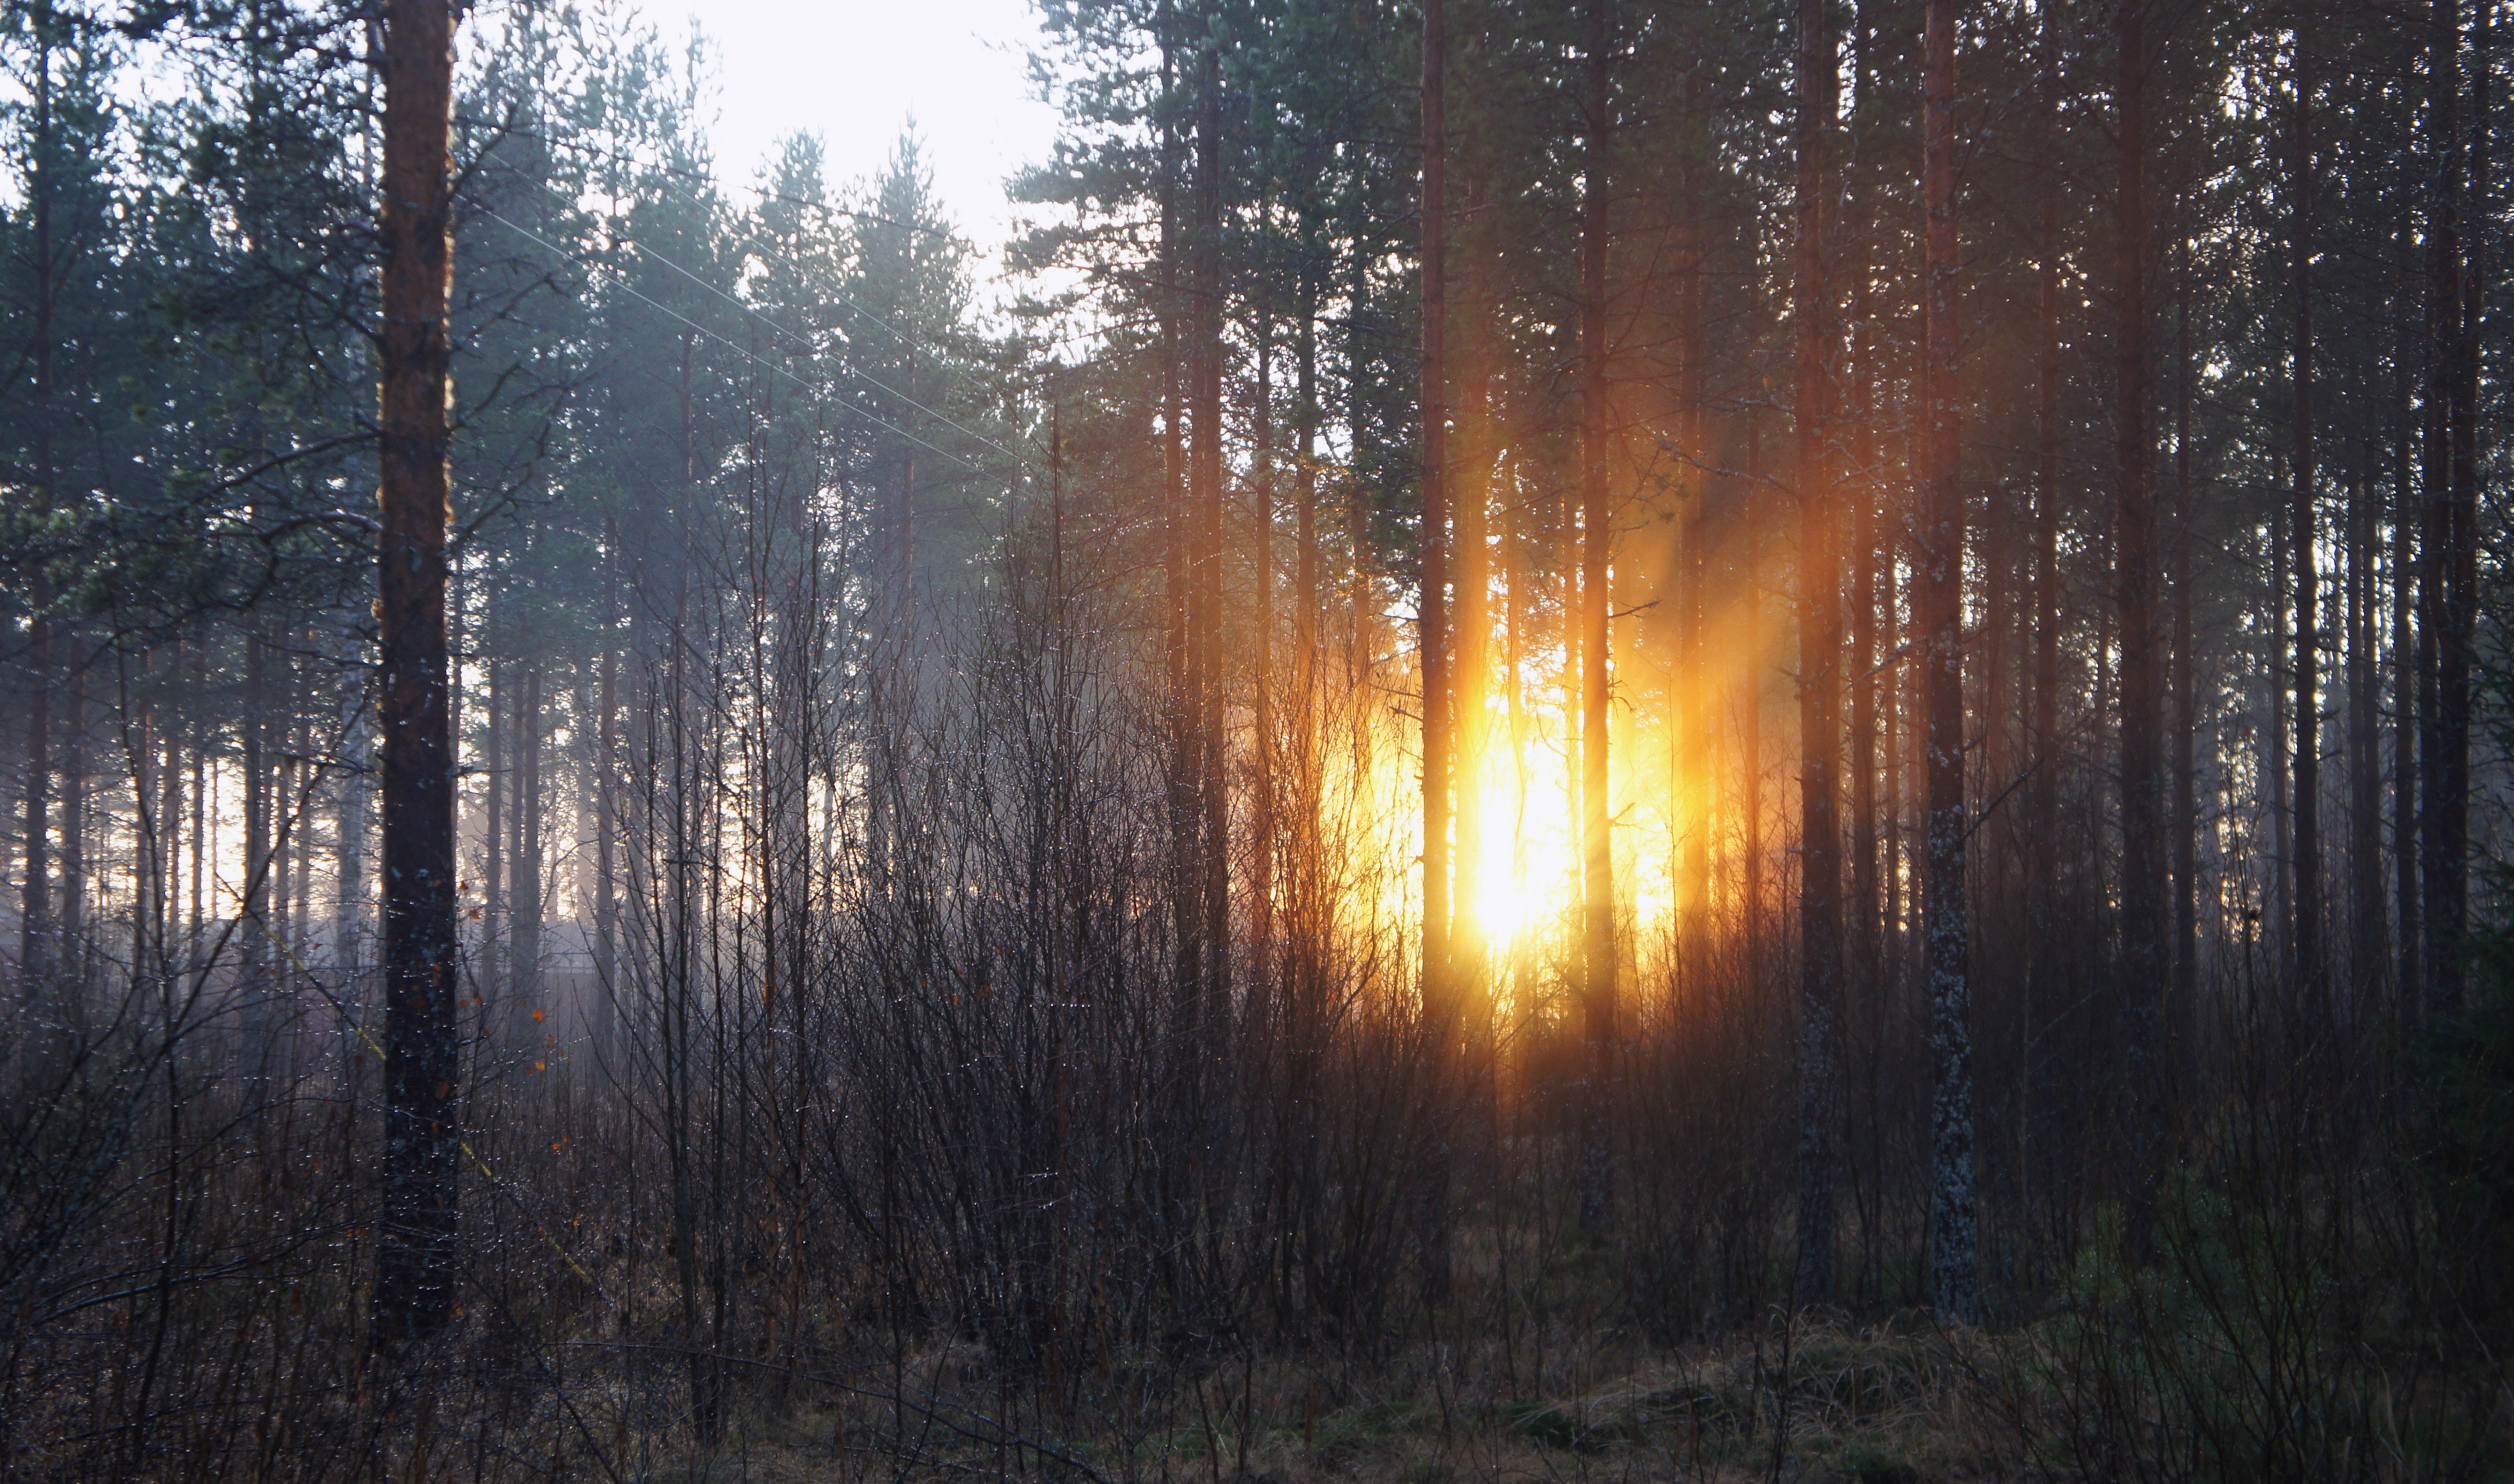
(506, 156, 1027, 421)
(473, 205, 995, 479)
(507, 173, 1035, 470)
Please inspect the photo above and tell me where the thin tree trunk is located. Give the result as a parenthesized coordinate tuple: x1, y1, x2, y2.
(1421, 0, 1452, 1014)
(1419, 0, 1457, 1297)
(1678, 114, 1712, 994)
(2393, 412, 2421, 1016)
(1577, 0, 1616, 1240)
(2349, 463, 2384, 1003)
(2290, 44, 2324, 1012)
(596, 524, 619, 1060)
(1194, 24, 1229, 1046)
(512, 663, 545, 1046)
(2172, 256, 2199, 1023)
(483, 657, 506, 1002)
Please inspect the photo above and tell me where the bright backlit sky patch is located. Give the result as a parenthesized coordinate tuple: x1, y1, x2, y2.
(657, 0, 1063, 263)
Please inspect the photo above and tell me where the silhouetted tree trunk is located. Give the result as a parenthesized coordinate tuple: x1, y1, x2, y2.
(1918, 0, 1975, 1325)
(1791, 0, 1843, 1308)
(2113, 0, 2167, 1251)
(482, 656, 505, 1001)
(1421, 0, 1452, 1015)
(2348, 462, 2384, 1001)
(2289, 39, 2323, 1012)
(2421, 0, 2476, 1013)
(2393, 414, 2421, 1016)
(1576, 0, 1616, 1240)
(510, 663, 544, 1044)
(372, 0, 462, 1353)
(2172, 258, 2199, 1019)
(1418, 0, 1455, 1296)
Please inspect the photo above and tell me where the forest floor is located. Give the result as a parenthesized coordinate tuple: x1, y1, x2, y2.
(657, 1319, 2019, 1484)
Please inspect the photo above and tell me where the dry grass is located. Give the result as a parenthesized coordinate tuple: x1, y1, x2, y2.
(640, 1320, 2027, 1484)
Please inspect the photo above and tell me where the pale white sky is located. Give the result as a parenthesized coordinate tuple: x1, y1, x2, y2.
(656, 0, 1065, 262)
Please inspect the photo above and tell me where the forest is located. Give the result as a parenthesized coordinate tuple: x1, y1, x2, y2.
(1, 0, 2509, 1478)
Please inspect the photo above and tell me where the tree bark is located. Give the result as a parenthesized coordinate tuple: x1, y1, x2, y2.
(1791, 0, 1843, 1309)
(2113, 0, 2168, 1253)
(2172, 256, 2199, 1023)
(1919, 0, 1976, 1325)
(2289, 43, 2324, 1013)
(1576, 0, 1616, 1241)
(373, 0, 462, 1352)
(2421, 0, 2475, 1013)
(1421, 0, 1452, 1018)
(510, 663, 545, 1047)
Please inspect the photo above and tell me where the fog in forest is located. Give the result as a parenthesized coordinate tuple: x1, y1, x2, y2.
(3, 0, 2511, 1479)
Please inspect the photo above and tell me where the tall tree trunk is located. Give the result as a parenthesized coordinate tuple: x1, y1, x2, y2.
(336, 674, 369, 990)
(1919, 0, 1977, 1324)
(2290, 44, 2324, 1014)
(1742, 404, 1766, 996)
(2031, 12, 2063, 1002)
(2422, 0, 2476, 1013)
(1418, 0, 1457, 1297)
(2172, 258, 2200, 1023)
(482, 657, 506, 1002)
(1421, 0, 1452, 1015)
(1576, 0, 1616, 1240)
(2348, 462, 2385, 1002)
(2271, 501, 2292, 961)
(1194, 25, 1229, 1044)
(511, 664, 545, 1047)
(1846, 5, 1879, 994)
(1678, 109, 1712, 994)
(1158, 12, 1198, 1063)
(2113, 0, 2168, 1252)
(17, 16, 56, 1009)
(244, 631, 272, 1059)
(1791, 0, 1843, 1308)
(1455, 173, 1491, 1040)
(596, 525, 619, 1061)
(373, 0, 462, 1352)
(2393, 413, 2421, 1016)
